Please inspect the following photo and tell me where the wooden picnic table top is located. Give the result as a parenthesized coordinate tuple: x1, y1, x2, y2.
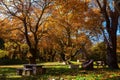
(23, 64, 43, 69)
(24, 64, 43, 66)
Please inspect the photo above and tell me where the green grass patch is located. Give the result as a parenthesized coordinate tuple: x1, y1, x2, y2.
(0, 62, 120, 80)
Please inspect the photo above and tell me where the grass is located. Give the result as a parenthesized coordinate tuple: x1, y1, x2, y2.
(0, 62, 120, 80)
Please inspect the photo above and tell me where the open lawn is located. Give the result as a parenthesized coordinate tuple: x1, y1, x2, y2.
(0, 62, 120, 80)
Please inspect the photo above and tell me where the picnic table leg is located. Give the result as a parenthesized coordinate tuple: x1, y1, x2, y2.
(33, 67, 36, 75)
(16, 68, 23, 75)
(23, 69, 33, 76)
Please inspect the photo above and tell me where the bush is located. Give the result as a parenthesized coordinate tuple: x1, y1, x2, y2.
(0, 50, 8, 58)
(117, 52, 120, 62)
(0, 56, 29, 65)
(88, 42, 107, 61)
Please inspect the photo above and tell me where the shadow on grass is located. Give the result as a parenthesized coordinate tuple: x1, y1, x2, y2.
(0, 68, 16, 74)
(1, 68, 120, 80)
(45, 68, 86, 76)
(0, 68, 86, 80)
(105, 76, 120, 80)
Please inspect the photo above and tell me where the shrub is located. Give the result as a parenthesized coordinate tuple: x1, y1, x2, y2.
(88, 42, 107, 61)
(0, 50, 8, 58)
(117, 52, 120, 62)
(0, 56, 28, 65)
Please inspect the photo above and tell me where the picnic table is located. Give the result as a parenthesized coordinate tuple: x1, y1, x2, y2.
(17, 64, 45, 76)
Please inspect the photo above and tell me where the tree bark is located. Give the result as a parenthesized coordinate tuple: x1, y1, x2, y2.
(96, 0, 119, 69)
(29, 48, 38, 64)
(60, 52, 66, 61)
(106, 47, 119, 69)
(106, 7, 119, 69)
(29, 57, 36, 64)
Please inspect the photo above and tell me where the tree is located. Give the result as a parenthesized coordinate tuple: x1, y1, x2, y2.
(0, 0, 52, 63)
(38, 35, 57, 62)
(96, 0, 119, 69)
(50, 0, 102, 61)
(117, 35, 120, 52)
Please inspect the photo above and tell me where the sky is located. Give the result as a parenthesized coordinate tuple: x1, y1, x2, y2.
(118, 17, 120, 35)
(117, 29, 120, 35)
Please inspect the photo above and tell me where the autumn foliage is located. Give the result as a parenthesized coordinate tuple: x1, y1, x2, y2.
(0, 0, 119, 69)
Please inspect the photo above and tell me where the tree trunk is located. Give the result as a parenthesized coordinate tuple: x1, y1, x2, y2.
(106, 47, 119, 69)
(106, 17, 119, 69)
(96, 0, 119, 69)
(60, 52, 66, 61)
(29, 57, 36, 64)
(106, 9, 119, 69)
(51, 51, 56, 62)
(29, 48, 38, 64)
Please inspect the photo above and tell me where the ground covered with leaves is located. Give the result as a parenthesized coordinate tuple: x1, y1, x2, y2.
(0, 66, 120, 80)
